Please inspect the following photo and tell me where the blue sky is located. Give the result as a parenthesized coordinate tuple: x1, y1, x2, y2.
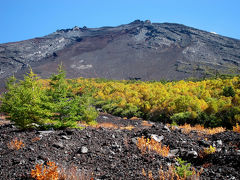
(0, 0, 239, 43)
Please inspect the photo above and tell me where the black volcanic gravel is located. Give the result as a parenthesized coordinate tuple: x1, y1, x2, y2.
(0, 113, 239, 179)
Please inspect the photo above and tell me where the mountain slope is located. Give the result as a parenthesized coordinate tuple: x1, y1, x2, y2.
(1, 20, 240, 85)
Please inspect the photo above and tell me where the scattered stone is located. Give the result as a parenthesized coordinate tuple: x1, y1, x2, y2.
(150, 134, 164, 142)
(30, 123, 40, 128)
(102, 116, 109, 119)
(168, 149, 179, 157)
(187, 150, 198, 158)
(172, 126, 180, 131)
(182, 141, 187, 144)
(131, 137, 138, 144)
(53, 142, 64, 149)
(65, 129, 74, 135)
(20, 160, 25, 165)
(28, 147, 35, 151)
(35, 159, 44, 165)
(163, 125, 170, 132)
(29, 157, 35, 162)
(216, 148, 222, 152)
(217, 140, 223, 146)
(62, 135, 71, 140)
(97, 108, 103, 112)
(198, 140, 210, 147)
(38, 130, 54, 135)
(170, 149, 179, 155)
(0, 112, 239, 179)
(81, 146, 88, 154)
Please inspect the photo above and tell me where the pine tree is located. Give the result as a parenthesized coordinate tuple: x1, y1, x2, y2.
(0, 69, 52, 129)
(47, 65, 97, 127)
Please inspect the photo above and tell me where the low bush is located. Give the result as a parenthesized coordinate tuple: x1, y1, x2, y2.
(7, 138, 24, 150)
(204, 145, 216, 154)
(137, 136, 169, 157)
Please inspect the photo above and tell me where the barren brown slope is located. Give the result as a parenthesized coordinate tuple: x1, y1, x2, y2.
(1, 20, 240, 87)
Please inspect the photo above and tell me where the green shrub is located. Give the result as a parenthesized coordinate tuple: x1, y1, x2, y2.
(223, 86, 235, 97)
(170, 112, 192, 125)
(175, 158, 194, 178)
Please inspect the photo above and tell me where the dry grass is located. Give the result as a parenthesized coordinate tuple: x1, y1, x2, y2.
(79, 121, 135, 131)
(7, 137, 24, 150)
(31, 162, 94, 180)
(31, 137, 41, 142)
(203, 145, 216, 154)
(31, 161, 58, 180)
(0, 114, 10, 125)
(171, 123, 225, 135)
(120, 125, 135, 130)
(233, 123, 240, 133)
(95, 122, 118, 129)
(142, 166, 202, 180)
(137, 136, 169, 157)
(141, 121, 153, 127)
(130, 116, 140, 120)
(59, 166, 94, 180)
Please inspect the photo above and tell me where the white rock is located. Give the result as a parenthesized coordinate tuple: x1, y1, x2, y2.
(62, 135, 71, 140)
(81, 146, 88, 154)
(151, 134, 164, 142)
(216, 140, 223, 146)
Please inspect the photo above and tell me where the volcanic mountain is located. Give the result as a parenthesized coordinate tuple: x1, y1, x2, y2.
(1, 20, 240, 85)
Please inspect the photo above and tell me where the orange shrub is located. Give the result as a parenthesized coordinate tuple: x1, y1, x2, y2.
(8, 138, 24, 150)
(31, 161, 58, 180)
(174, 123, 225, 135)
(137, 136, 169, 157)
(233, 123, 240, 133)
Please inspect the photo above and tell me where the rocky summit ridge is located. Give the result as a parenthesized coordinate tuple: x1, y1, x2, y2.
(0, 20, 240, 86)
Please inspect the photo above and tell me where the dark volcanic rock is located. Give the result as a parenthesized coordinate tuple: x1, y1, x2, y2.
(0, 113, 240, 179)
(0, 20, 240, 89)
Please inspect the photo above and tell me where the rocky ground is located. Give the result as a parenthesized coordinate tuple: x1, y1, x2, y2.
(0, 113, 240, 180)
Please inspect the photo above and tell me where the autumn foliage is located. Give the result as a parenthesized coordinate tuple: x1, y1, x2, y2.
(73, 76, 240, 129)
(7, 138, 24, 150)
(31, 161, 58, 180)
(171, 123, 225, 135)
(137, 136, 169, 157)
(233, 123, 240, 133)
(31, 162, 94, 180)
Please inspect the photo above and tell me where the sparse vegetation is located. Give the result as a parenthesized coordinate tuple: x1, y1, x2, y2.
(31, 161, 94, 180)
(204, 145, 216, 154)
(31, 161, 59, 180)
(137, 136, 169, 157)
(171, 123, 225, 135)
(233, 123, 240, 133)
(7, 137, 24, 150)
(142, 158, 201, 180)
(174, 158, 193, 178)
